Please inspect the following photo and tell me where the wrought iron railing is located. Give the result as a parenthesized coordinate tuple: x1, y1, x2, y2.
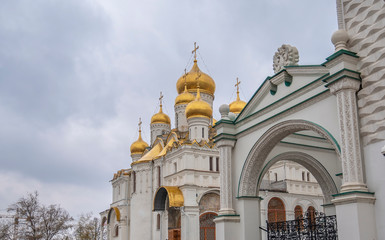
(262, 211, 338, 240)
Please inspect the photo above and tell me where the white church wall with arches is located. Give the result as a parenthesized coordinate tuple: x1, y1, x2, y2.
(100, 1, 385, 239)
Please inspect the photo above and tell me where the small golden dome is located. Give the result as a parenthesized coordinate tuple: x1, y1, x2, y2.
(130, 129, 149, 155)
(151, 95, 171, 124)
(229, 78, 246, 114)
(185, 85, 212, 119)
(175, 85, 195, 106)
(229, 98, 246, 114)
(176, 60, 216, 95)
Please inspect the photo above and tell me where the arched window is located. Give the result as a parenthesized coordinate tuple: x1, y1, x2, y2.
(202, 128, 204, 138)
(114, 225, 119, 237)
(307, 206, 315, 222)
(157, 166, 161, 188)
(156, 213, 161, 230)
(209, 157, 213, 171)
(294, 205, 303, 219)
(268, 197, 286, 223)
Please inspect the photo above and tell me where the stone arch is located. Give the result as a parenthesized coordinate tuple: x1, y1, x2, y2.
(257, 151, 338, 203)
(198, 190, 220, 214)
(238, 119, 340, 199)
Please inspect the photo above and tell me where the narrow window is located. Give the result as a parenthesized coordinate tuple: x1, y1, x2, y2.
(115, 225, 119, 237)
(275, 173, 278, 182)
(157, 166, 161, 187)
(133, 171, 136, 193)
(202, 128, 204, 138)
(216, 157, 219, 172)
(174, 162, 177, 173)
(302, 171, 305, 181)
(307, 172, 310, 182)
(156, 214, 161, 230)
(209, 157, 213, 171)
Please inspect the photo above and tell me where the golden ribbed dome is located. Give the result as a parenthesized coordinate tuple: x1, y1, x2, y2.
(176, 60, 216, 95)
(175, 85, 195, 106)
(185, 86, 212, 119)
(151, 105, 170, 124)
(229, 78, 246, 114)
(130, 129, 149, 155)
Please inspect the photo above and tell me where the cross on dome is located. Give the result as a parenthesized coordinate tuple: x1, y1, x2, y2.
(192, 42, 199, 61)
(235, 77, 241, 95)
(159, 92, 163, 107)
(138, 118, 142, 131)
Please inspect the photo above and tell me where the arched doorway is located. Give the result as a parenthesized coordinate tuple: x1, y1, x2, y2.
(199, 191, 219, 240)
(200, 212, 217, 240)
(238, 120, 341, 202)
(267, 197, 285, 223)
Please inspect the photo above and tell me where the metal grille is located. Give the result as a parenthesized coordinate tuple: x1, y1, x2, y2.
(263, 211, 338, 240)
(200, 213, 216, 240)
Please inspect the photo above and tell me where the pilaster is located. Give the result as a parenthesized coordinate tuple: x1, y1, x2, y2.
(324, 50, 367, 192)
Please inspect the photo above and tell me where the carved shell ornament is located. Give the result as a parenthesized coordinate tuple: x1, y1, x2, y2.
(273, 44, 299, 73)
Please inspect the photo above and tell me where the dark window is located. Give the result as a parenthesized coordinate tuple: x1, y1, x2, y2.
(115, 225, 119, 236)
(202, 128, 204, 138)
(209, 157, 213, 171)
(216, 157, 219, 172)
(275, 173, 278, 182)
(158, 166, 161, 187)
(133, 171, 136, 193)
(156, 214, 161, 230)
(302, 171, 305, 181)
(307, 172, 310, 181)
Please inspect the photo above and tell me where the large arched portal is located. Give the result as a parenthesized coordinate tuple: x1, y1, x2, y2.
(153, 186, 184, 240)
(238, 120, 341, 200)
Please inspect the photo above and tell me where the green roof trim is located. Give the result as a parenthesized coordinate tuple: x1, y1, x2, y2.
(335, 173, 343, 176)
(235, 73, 329, 124)
(332, 191, 374, 197)
(285, 65, 325, 68)
(236, 196, 263, 200)
(279, 141, 335, 151)
(324, 49, 358, 63)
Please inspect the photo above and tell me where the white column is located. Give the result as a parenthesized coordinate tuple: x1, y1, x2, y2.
(328, 77, 367, 192)
(216, 139, 236, 215)
(181, 206, 199, 240)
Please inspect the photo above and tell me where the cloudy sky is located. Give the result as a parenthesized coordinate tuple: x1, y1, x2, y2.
(0, 0, 338, 218)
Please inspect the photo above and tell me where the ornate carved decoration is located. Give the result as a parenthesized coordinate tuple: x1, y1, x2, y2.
(273, 44, 299, 73)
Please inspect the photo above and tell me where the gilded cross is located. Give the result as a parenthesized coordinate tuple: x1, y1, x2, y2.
(138, 118, 142, 131)
(192, 42, 199, 60)
(159, 92, 163, 106)
(235, 77, 241, 92)
(196, 72, 201, 88)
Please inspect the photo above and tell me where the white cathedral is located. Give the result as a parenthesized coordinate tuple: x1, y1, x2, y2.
(101, 1, 385, 239)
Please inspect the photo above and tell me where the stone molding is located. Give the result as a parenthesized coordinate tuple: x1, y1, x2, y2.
(238, 119, 341, 197)
(258, 151, 339, 203)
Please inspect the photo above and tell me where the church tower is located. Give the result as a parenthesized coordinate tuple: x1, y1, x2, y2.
(174, 69, 195, 132)
(150, 93, 171, 145)
(185, 81, 212, 142)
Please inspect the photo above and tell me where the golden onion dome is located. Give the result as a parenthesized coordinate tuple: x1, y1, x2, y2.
(151, 98, 171, 124)
(130, 129, 149, 155)
(229, 78, 247, 114)
(176, 60, 216, 95)
(185, 85, 213, 119)
(175, 84, 195, 106)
